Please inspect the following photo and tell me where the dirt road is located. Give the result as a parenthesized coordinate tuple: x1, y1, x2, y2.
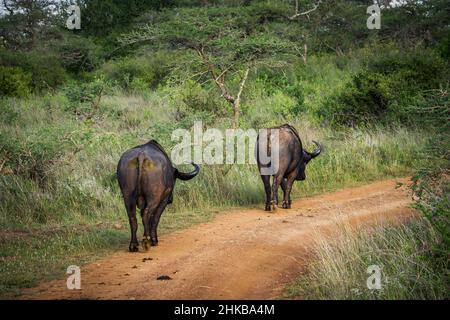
(21, 178, 415, 300)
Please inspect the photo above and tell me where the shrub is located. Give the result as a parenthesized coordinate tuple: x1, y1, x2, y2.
(100, 54, 170, 91)
(266, 90, 299, 119)
(256, 66, 305, 115)
(0, 66, 31, 97)
(58, 36, 102, 74)
(62, 78, 108, 115)
(178, 80, 225, 114)
(0, 127, 69, 185)
(0, 48, 68, 91)
(411, 89, 449, 270)
(320, 48, 448, 126)
(321, 71, 391, 126)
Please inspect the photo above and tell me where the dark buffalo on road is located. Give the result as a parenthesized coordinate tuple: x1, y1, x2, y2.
(117, 140, 200, 252)
(256, 124, 321, 211)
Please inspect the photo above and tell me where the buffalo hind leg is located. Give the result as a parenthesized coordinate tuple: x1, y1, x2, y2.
(271, 175, 283, 210)
(150, 196, 170, 246)
(124, 194, 138, 252)
(281, 179, 291, 209)
(261, 175, 272, 211)
(281, 173, 296, 209)
(140, 199, 158, 251)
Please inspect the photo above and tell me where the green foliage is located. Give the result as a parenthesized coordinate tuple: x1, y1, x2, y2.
(436, 34, 450, 59)
(119, 3, 301, 81)
(320, 48, 448, 126)
(177, 80, 226, 114)
(0, 126, 69, 185)
(265, 90, 299, 119)
(61, 77, 108, 115)
(256, 67, 305, 116)
(310, 0, 372, 53)
(0, 49, 68, 91)
(0, 66, 31, 97)
(410, 89, 450, 271)
(100, 54, 170, 91)
(80, 0, 175, 37)
(0, 0, 59, 50)
(285, 219, 448, 299)
(58, 36, 102, 74)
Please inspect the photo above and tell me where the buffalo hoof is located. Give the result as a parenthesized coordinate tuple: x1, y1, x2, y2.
(282, 201, 292, 209)
(151, 238, 158, 246)
(265, 204, 271, 211)
(141, 238, 151, 251)
(271, 203, 278, 211)
(129, 243, 139, 252)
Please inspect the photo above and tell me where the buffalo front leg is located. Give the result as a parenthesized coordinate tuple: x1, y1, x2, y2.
(261, 175, 272, 211)
(149, 196, 170, 246)
(124, 195, 138, 252)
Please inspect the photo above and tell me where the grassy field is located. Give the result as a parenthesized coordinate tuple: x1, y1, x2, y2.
(0, 45, 447, 300)
(0, 87, 429, 297)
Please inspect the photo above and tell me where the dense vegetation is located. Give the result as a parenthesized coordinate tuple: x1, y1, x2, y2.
(0, 0, 448, 298)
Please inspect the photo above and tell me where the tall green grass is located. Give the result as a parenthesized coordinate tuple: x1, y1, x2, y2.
(0, 92, 427, 229)
(0, 91, 428, 297)
(284, 218, 448, 299)
(0, 48, 435, 297)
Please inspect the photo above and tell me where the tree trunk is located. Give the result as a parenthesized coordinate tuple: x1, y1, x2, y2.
(232, 67, 250, 129)
(232, 102, 240, 130)
(303, 43, 307, 64)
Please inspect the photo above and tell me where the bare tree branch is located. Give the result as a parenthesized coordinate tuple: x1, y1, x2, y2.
(232, 66, 250, 129)
(195, 46, 236, 105)
(289, 0, 321, 20)
(2, 0, 14, 15)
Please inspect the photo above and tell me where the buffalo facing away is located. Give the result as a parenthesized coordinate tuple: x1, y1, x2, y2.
(256, 124, 321, 211)
(117, 140, 199, 252)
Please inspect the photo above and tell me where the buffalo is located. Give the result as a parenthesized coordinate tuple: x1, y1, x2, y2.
(117, 140, 200, 252)
(256, 124, 321, 211)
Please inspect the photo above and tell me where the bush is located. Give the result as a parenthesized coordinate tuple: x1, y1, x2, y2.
(58, 36, 102, 74)
(320, 48, 448, 126)
(178, 80, 226, 114)
(0, 48, 68, 91)
(411, 89, 449, 270)
(0, 66, 31, 97)
(265, 90, 299, 119)
(256, 66, 305, 115)
(62, 78, 108, 115)
(0, 127, 69, 185)
(100, 54, 170, 91)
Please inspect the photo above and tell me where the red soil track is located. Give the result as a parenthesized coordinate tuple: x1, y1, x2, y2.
(20, 178, 415, 300)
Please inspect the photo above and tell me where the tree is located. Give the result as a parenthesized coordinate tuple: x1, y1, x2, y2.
(0, 0, 58, 49)
(78, 0, 175, 37)
(120, 4, 301, 128)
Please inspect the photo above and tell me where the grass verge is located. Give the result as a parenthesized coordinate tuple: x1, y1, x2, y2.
(283, 217, 448, 299)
